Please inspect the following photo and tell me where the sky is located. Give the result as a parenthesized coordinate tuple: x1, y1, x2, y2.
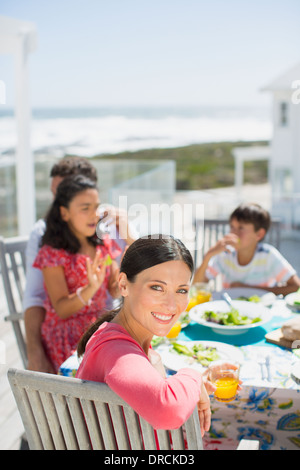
(0, 0, 299, 108)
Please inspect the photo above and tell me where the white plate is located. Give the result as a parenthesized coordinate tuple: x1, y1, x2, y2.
(212, 287, 276, 307)
(178, 311, 191, 329)
(156, 340, 243, 373)
(189, 300, 272, 335)
(285, 292, 300, 312)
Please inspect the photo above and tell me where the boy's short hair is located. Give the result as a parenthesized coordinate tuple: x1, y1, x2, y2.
(50, 156, 98, 182)
(230, 203, 271, 233)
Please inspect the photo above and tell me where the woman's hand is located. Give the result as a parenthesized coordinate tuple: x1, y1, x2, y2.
(86, 250, 107, 293)
(202, 362, 242, 393)
(197, 381, 211, 436)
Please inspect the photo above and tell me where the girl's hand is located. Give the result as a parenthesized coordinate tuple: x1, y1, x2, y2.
(86, 251, 107, 292)
(197, 381, 211, 436)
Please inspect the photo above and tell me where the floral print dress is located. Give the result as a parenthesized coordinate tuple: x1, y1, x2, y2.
(33, 242, 120, 372)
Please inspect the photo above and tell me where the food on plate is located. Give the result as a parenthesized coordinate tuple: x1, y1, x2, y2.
(281, 317, 300, 341)
(293, 288, 300, 306)
(178, 312, 190, 326)
(151, 335, 164, 347)
(171, 342, 220, 367)
(236, 295, 261, 303)
(203, 308, 261, 326)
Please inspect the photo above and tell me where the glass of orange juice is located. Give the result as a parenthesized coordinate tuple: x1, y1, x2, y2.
(186, 282, 212, 312)
(209, 362, 240, 402)
(166, 321, 182, 340)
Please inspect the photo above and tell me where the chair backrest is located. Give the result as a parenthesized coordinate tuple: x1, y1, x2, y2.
(8, 368, 203, 450)
(0, 236, 28, 367)
(193, 218, 281, 266)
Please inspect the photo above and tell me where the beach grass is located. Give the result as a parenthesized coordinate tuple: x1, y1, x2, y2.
(92, 140, 269, 190)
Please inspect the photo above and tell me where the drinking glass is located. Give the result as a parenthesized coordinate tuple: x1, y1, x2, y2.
(186, 282, 212, 311)
(209, 362, 240, 402)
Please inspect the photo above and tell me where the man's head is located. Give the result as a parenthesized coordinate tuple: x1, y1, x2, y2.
(50, 156, 98, 196)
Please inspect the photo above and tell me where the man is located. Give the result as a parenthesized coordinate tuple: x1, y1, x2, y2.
(24, 156, 136, 372)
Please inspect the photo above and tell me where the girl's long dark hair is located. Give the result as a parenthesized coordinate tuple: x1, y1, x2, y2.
(77, 235, 194, 356)
(42, 174, 102, 253)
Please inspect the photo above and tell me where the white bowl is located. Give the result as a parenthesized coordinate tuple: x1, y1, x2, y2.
(189, 300, 272, 335)
(285, 292, 300, 312)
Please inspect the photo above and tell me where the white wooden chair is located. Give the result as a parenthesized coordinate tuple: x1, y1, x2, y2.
(8, 368, 259, 451)
(8, 368, 203, 450)
(0, 236, 28, 367)
(193, 218, 281, 266)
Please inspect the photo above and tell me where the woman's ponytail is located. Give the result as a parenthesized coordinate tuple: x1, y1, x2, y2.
(77, 309, 118, 357)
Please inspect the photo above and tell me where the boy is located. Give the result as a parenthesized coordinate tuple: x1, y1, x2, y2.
(193, 203, 300, 295)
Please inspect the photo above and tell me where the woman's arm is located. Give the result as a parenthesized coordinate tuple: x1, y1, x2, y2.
(101, 341, 205, 430)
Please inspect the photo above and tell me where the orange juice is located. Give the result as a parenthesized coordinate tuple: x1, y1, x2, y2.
(166, 321, 182, 339)
(186, 283, 212, 311)
(196, 290, 212, 304)
(186, 298, 198, 312)
(213, 377, 239, 402)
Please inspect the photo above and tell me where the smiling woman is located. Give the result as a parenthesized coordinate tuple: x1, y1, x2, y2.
(78, 235, 194, 352)
(76, 235, 212, 435)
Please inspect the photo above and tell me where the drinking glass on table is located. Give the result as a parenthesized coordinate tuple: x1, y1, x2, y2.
(166, 321, 182, 340)
(209, 361, 240, 402)
(186, 282, 212, 311)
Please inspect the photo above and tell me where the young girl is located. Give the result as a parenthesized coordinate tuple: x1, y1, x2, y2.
(76, 235, 212, 435)
(33, 174, 121, 373)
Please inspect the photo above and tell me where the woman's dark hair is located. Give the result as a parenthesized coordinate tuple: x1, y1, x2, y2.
(230, 203, 271, 234)
(77, 235, 194, 356)
(42, 174, 101, 253)
(120, 235, 194, 282)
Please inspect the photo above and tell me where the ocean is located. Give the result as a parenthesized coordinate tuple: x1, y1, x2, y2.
(0, 105, 272, 157)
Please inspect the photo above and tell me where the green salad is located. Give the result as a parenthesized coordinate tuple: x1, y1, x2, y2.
(293, 288, 300, 306)
(171, 342, 220, 367)
(236, 295, 261, 303)
(203, 308, 261, 326)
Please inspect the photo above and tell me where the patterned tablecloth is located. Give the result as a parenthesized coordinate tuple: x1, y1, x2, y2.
(59, 299, 300, 450)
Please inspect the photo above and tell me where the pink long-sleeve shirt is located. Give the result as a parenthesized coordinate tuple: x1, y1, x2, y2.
(76, 322, 202, 430)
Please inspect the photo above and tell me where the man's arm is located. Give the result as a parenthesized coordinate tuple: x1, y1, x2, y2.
(23, 220, 54, 373)
(24, 306, 55, 373)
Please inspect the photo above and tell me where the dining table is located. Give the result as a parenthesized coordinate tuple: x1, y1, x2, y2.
(58, 288, 300, 451)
